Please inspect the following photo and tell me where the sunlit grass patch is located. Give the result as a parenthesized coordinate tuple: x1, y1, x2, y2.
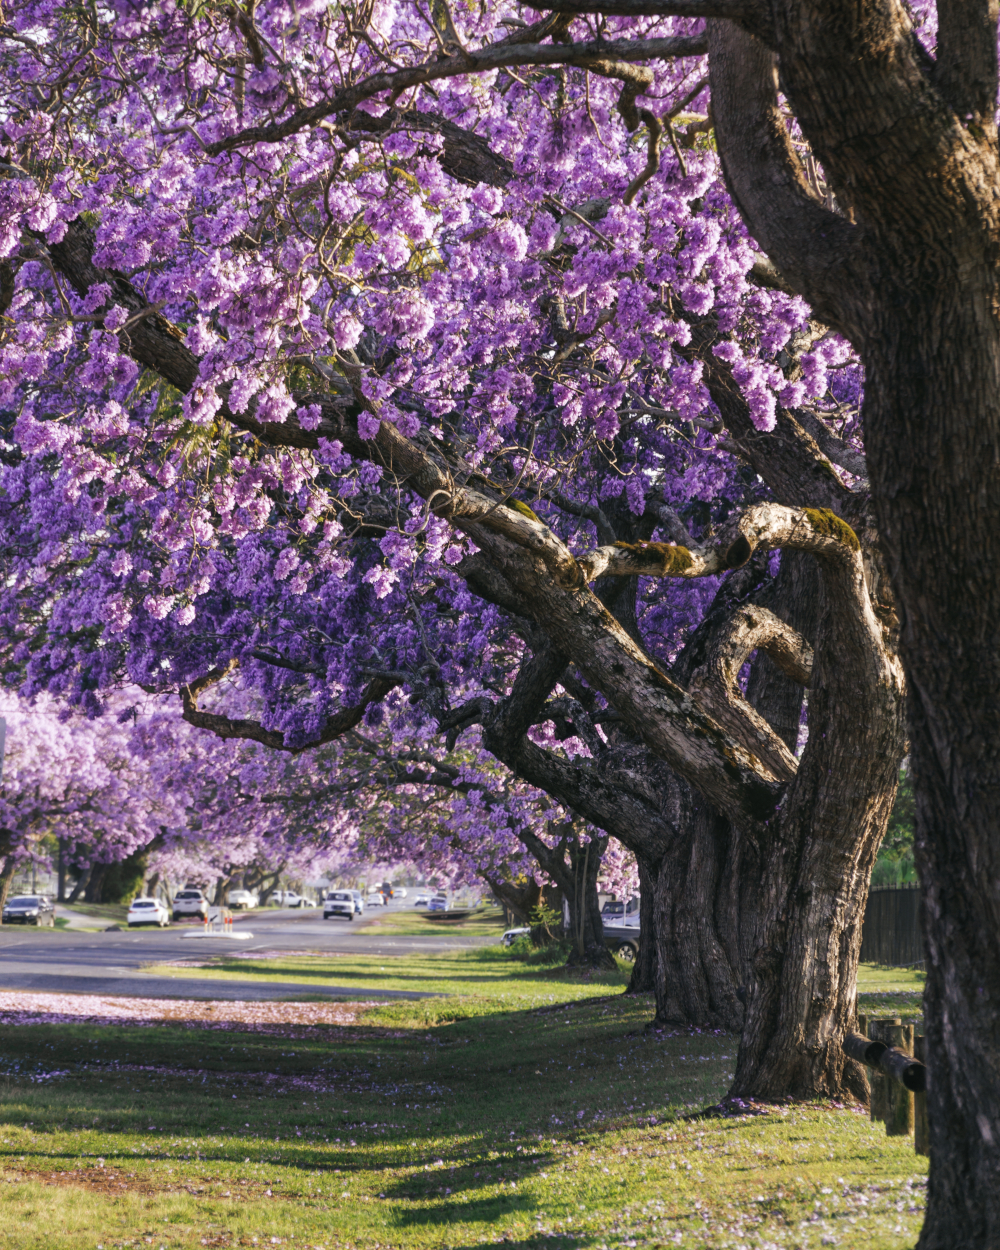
(0, 951, 927, 1248)
(857, 962, 925, 1025)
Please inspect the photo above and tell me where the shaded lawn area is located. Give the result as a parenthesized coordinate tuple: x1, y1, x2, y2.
(0, 950, 927, 1249)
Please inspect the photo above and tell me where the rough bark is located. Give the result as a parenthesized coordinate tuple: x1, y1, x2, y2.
(707, 6, 1000, 1237)
(650, 788, 743, 1030)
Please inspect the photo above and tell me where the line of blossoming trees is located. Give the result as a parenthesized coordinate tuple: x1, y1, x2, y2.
(2, 2, 998, 1243)
(0, 688, 637, 922)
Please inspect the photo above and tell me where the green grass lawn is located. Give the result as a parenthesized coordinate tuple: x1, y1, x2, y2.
(0, 952, 928, 1249)
(358, 907, 508, 938)
(856, 964, 925, 1027)
(56, 902, 130, 923)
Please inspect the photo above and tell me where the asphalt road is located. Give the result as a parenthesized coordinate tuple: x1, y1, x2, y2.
(0, 904, 496, 1001)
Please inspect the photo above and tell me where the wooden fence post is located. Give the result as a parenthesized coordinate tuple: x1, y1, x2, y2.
(869, 1017, 900, 1126)
(914, 1034, 929, 1156)
(884, 1023, 914, 1136)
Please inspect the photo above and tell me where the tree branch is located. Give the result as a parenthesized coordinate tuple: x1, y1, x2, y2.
(688, 604, 812, 782)
(931, 0, 999, 142)
(706, 20, 868, 343)
(792, 410, 868, 481)
(203, 34, 707, 157)
(579, 502, 862, 583)
(180, 662, 401, 752)
(680, 313, 859, 517)
(347, 108, 513, 187)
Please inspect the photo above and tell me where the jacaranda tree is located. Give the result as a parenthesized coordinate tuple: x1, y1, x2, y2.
(3, 5, 993, 1241)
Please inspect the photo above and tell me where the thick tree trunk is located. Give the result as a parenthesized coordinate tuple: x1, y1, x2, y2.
(563, 835, 615, 970)
(84, 863, 108, 903)
(730, 549, 904, 1099)
(650, 789, 743, 1030)
(865, 301, 1000, 1247)
(624, 853, 657, 994)
(67, 863, 91, 904)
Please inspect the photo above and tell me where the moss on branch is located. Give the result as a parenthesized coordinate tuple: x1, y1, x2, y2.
(803, 508, 860, 551)
(613, 539, 695, 574)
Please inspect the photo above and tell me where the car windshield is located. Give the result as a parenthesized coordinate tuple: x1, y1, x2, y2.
(6, 897, 39, 906)
(176, 892, 201, 899)
(131, 901, 155, 908)
(331, 893, 350, 901)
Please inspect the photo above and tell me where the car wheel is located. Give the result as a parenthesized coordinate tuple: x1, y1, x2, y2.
(616, 943, 636, 962)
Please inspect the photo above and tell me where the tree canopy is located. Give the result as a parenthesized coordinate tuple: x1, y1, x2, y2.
(3, 3, 999, 1243)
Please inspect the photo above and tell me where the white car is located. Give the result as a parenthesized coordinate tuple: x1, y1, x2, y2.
(501, 926, 530, 947)
(172, 889, 209, 921)
(128, 897, 170, 928)
(324, 891, 355, 921)
(351, 890, 364, 914)
(365, 891, 385, 907)
(414, 892, 432, 906)
(227, 889, 257, 910)
(393, 887, 408, 899)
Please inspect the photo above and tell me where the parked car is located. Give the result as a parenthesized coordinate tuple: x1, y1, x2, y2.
(273, 890, 301, 907)
(603, 926, 639, 962)
(501, 926, 530, 947)
(351, 890, 364, 914)
(227, 889, 257, 910)
(324, 891, 355, 921)
(414, 892, 432, 907)
(365, 891, 386, 907)
(172, 889, 209, 921)
(127, 897, 170, 928)
(601, 900, 626, 918)
(2, 895, 55, 926)
(427, 893, 449, 912)
(393, 887, 408, 899)
(298, 897, 317, 908)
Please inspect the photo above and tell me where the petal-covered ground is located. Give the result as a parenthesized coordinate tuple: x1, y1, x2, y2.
(0, 991, 377, 1034)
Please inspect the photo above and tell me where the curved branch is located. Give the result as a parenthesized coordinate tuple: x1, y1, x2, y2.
(688, 604, 812, 782)
(706, 21, 868, 343)
(203, 34, 707, 158)
(579, 502, 861, 582)
(678, 315, 859, 517)
(46, 226, 788, 824)
(180, 662, 401, 752)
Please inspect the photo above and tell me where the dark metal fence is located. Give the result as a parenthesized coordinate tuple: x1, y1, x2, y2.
(860, 883, 923, 967)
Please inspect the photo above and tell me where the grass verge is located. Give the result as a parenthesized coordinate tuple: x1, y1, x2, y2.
(0, 952, 927, 1249)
